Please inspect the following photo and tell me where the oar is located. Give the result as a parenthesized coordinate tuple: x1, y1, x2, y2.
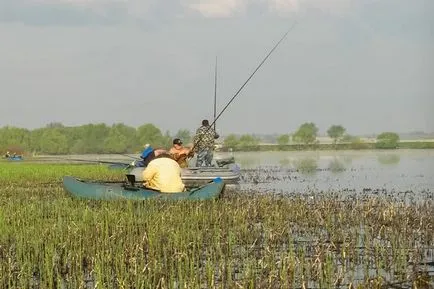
(188, 177, 223, 194)
(64, 158, 131, 166)
(39, 179, 128, 185)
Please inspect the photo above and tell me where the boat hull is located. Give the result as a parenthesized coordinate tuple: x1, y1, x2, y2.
(63, 176, 225, 201)
(5, 156, 23, 161)
(128, 165, 241, 187)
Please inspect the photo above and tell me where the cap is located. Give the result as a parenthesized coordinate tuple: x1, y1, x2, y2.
(173, 138, 183, 145)
(140, 146, 154, 159)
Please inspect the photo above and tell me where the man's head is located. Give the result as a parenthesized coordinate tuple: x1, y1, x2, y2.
(202, 119, 209, 126)
(173, 138, 183, 146)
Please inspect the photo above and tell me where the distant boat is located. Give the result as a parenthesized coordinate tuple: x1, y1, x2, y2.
(5, 155, 23, 161)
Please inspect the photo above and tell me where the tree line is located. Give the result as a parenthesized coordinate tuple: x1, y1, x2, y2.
(222, 123, 402, 150)
(0, 122, 406, 155)
(0, 122, 192, 155)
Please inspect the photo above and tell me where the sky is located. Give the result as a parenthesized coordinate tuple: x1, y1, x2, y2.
(0, 0, 433, 136)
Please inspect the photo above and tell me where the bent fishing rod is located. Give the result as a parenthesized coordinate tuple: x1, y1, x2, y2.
(190, 22, 297, 153)
(213, 56, 218, 132)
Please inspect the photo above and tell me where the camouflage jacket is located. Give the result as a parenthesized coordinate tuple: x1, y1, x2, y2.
(193, 125, 218, 151)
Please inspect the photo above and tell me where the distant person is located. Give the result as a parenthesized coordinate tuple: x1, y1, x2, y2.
(4, 151, 10, 158)
(138, 144, 168, 167)
(142, 153, 185, 193)
(193, 119, 219, 167)
(169, 138, 193, 168)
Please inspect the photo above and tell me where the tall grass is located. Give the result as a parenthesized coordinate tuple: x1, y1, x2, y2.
(0, 163, 432, 288)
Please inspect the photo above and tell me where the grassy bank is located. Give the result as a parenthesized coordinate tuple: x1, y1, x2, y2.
(0, 163, 433, 288)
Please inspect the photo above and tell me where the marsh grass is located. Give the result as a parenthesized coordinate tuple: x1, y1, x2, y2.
(0, 163, 433, 288)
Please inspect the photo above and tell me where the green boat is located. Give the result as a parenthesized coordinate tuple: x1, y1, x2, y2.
(62, 176, 225, 201)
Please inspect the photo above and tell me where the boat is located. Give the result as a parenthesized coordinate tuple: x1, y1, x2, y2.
(63, 157, 241, 188)
(128, 164, 241, 187)
(62, 176, 225, 201)
(6, 155, 23, 161)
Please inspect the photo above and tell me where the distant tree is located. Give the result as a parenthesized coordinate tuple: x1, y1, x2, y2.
(376, 132, 400, 149)
(104, 129, 128, 153)
(350, 137, 370, 150)
(341, 134, 355, 143)
(0, 126, 31, 152)
(137, 123, 165, 148)
(293, 123, 318, 145)
(238, 134, 260, 151)
(45, 122, 64, 129)
(223, 134, 239, 149)
(174, 129, 191, 145)
(161, 130, 173, 148)
(110, 123, 138, 152)
(327, 125, 346, 144)
(79, 123, 110, 153)
(39, 129, 68, 154)
(277, 134, 290, 149)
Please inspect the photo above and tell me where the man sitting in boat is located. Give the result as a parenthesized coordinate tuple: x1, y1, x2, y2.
(135, 144, 167, 167)
(193, 119, 219, 167)
(169, 138, 193, 168)
(142, 152, 185, 193)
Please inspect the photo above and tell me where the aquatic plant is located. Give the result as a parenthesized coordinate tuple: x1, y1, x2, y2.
(0, 163, 432, 288)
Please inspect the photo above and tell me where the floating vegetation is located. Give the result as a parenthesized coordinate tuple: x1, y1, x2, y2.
(0, 163, 432, 288)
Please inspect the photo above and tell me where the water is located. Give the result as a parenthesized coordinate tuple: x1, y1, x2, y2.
(31, 150, 434, 284)
(38, 150, 434, 198)
(225, 150, 434, 197)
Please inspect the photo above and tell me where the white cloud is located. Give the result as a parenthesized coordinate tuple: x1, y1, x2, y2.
(182, 0, 354, 18)
(184, 0, 247, 17)
(24, 0, 353, 18)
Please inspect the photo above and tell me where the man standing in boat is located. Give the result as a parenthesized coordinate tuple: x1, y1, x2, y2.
(193, 119, 219, 167)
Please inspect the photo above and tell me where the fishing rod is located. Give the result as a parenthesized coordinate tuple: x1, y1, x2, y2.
(64, 158, 130, 166)
(118, 153, 138, 160)
(190, 22, 297, 153)
(213, 56, 218, 131)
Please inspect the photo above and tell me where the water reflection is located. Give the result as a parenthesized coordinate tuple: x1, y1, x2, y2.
(238, 157, 261, 168)
(328, 158, 346, 173)
(279, 158, 291, 167)
(377, 154, 401, 166)
(293, 157, 318, 175)
(342, 155, 353, 166)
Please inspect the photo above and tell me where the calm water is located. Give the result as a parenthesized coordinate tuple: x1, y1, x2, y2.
(40, 150, 434, 197)
(224, 150, 434, 196)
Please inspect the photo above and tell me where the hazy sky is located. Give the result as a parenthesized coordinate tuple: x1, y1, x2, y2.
(0, 0, 433, 135)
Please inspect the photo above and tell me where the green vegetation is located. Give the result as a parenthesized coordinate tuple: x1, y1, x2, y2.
(376, 132, 400, 149)
(327, 125, 346, 145)
(0, 123, 188, 155)
(223, 134, 260, 151)
(292, 122, 319, 145)
(1, 122, 433, 155)
(0, 163, 432, 288)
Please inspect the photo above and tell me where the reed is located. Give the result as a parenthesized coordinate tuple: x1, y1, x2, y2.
(0, 163, 432, 288)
